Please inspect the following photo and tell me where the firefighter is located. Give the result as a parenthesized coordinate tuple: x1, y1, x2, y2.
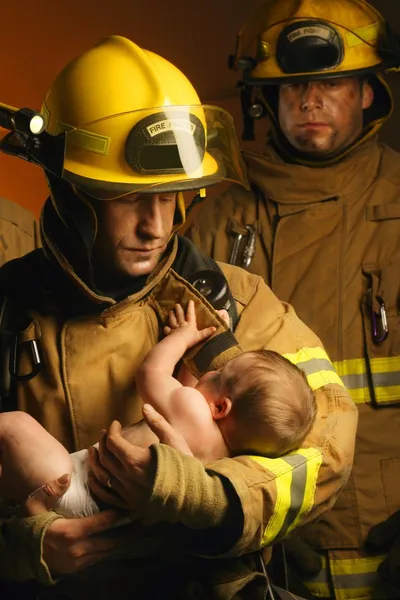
(0, 35, 356, 600)
(186, 1, 400, 598)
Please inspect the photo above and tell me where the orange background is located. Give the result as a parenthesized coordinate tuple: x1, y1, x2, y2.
(0, 0, 398, 217)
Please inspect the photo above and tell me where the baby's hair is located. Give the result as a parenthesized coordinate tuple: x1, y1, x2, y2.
(223, 350, 317, 457)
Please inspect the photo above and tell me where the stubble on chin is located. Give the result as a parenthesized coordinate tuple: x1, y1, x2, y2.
(292, 130, 339, 154)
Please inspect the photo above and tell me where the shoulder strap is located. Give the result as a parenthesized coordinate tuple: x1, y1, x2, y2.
(173, 236, 239, 330)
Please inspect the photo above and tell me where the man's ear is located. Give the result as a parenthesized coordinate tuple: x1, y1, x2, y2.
(362, 81, 374, 110)
(209, 397, 232, 420)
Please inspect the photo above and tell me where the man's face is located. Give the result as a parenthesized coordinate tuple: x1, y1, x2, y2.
(278, 76, 374, 156)
(92, 192, 177, 283)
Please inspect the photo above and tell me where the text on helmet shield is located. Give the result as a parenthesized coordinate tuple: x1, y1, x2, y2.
(287, 26, 335, 43)
(147, 119, 196, 137)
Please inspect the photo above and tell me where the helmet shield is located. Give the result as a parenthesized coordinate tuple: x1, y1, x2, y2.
(57, 105, 249, 200)
(276, 20, 344, 75)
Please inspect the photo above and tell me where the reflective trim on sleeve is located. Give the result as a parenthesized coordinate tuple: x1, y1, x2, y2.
(303, 553, 388, 599)
(333, 356, 400, 405)
(283, 347, 345, 391)
(251, 448, 323, 546)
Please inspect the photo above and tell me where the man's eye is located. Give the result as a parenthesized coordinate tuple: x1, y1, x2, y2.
(285, 83, 303, 92)
(160, 194, 175, 203)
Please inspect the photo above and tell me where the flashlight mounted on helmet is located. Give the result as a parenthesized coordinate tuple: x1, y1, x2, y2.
(0, 102, 64, 177)
(0, 104, 45, 136)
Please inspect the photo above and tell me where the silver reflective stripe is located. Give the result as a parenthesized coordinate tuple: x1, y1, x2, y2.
(341, 370, 400, 389)
(296, 358, 337, 376)
(252, 448, 322, 547)
(276, 454, 308, 540)
(333, 357, 400, 405)
(333, 571, 380, 590)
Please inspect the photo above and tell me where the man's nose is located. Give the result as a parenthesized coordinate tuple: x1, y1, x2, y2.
(300, 82, 322, 112)
(138, 197, 165, 238)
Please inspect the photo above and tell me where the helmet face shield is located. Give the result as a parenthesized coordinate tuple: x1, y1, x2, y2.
(276, 21, 344, 75)
(125, 110, 205, 175)
(58, 105, 249, 200)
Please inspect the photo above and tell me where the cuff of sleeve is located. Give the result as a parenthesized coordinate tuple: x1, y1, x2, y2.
(147, 444, 229, 528)
(0, 512, 62, 583)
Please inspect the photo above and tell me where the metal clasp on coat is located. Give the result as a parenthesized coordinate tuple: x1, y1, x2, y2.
(9, 336, 42, 381)
(371, 296, 389, 344)
(229, 224, 257, 269)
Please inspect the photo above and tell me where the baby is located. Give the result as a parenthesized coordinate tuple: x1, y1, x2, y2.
(0, 301, 316, 518)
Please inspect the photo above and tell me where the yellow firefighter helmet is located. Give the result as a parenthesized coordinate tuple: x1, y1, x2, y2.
(42, 35, 248, 227)
(230, 0, 400, 145)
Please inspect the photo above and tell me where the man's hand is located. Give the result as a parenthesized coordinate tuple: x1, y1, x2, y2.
(164, 300, 216, 348)
(43, 510, 122, 575)
(18, 470, 123, 576)
(366, 509, 400, 595)
(88, 405, 193, 511)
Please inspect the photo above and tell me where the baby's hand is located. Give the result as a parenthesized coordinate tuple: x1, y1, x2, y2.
(164, 300, 216, 348)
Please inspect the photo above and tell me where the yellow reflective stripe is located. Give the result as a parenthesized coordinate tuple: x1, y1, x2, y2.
(283, 347, 345, 391)
(332, 555, 386, 600)
(67, 129, 110, 155)
(251, 448, 323, 546)
(251, 455, 292, 545)
(335, 356, 400, 375)
(304, 583, 331, 599)
(332, 555, 385, 576)
(349, 385, 400, 404)
(346, 23, 379, 48)
(303, 554, 387, 600)
(286, 449, 323, 534)
(333, 357, 400, 405)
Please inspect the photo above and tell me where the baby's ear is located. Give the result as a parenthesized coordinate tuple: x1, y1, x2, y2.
(210, 397, 232, 420)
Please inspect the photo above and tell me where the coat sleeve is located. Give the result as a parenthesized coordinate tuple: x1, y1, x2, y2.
(0, 512, 60, 582)
(0, 197, 39, 266)
(146, 269, 358, 557)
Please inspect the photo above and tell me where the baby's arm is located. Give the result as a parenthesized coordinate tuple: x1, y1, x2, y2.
(129, 302, 228, 460)
(175, 308, 230, 388)
(136, 300, 215, 412)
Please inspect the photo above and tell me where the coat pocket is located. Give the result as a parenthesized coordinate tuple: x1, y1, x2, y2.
(360, 258, 400, 407)
(381, 457, 400, 516)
